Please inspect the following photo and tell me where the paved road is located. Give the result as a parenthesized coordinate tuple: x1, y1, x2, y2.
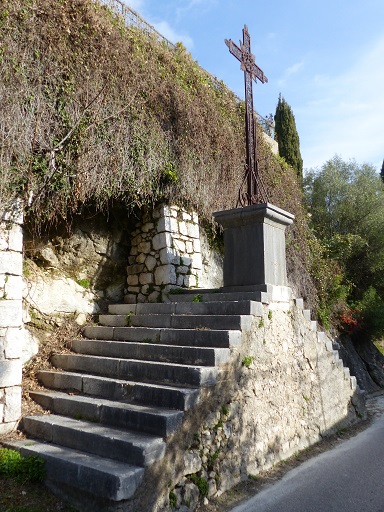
(231, 394, 384, 512)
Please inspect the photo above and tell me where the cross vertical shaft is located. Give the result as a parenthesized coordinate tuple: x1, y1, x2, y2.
(225, 25, 268, 206)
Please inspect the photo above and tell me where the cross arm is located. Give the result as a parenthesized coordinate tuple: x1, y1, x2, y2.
(225, 38, 243, 63)
(254, 63, 268, 84)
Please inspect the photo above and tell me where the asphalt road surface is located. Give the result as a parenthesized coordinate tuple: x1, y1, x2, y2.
(230, 395, 384, 512)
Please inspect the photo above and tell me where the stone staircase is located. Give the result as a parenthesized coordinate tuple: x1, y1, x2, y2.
(294, 298, 357, 389)
(7, 290, 265, 509)
(6, 289, 360, 510)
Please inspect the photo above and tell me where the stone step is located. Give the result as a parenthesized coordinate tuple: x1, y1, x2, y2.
(5, 439, 144, 502)
(51, 354, 218, 387)
(294, 298, 304, 309)
(83, 326, 242, 348)
(164, 290, 270, 303)
(332, 350, 340, 363)
(99, 313, 253, 331)
(109, 300, 264, 317)
(38, 371, 200, 411)
(22, 415, 165, 467)
(72, 339, 230, 367)
(317, 331, 327, 343)
(310, 320, 317, 331)
(30, 391, 183, 437)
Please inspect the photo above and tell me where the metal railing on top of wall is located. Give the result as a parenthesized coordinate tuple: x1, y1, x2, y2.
(97, 0, 274, 136)
(98, 0, 175, 47)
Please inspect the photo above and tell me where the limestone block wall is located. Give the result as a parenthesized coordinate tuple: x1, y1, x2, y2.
(0, 202, 23, 435)
(151, 303, 364, 511)
(262, 131, 278, 155)
(125, 205, 204, 303)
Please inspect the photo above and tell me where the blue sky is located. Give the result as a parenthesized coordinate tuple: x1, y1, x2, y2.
(124, 0, 383, 172)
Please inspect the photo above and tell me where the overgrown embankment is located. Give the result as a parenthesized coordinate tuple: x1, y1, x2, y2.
(0, 0, 354, 320)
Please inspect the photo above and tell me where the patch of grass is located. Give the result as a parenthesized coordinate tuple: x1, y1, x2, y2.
(76, 278, 90, 289)
(126, 311, 133, 326)
(190, 474, 209, 497)
(0, 449, 77, 512)
(169, 490, 177, 509)
(242, 356, 255, 368)
(221, 404, 229, 417)
(0, 448, 45, 483)
(213, 419, 224, 431)
(192, 294, 203, 303)
(207, 449, 221, 469)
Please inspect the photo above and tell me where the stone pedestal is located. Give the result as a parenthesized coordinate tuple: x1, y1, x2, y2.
(213, 203, 294, 292)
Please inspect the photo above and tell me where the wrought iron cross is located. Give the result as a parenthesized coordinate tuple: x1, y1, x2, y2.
(225, 25, 269, 206)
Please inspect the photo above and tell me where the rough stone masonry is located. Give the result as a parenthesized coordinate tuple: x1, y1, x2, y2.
(125, 204, 205, 304)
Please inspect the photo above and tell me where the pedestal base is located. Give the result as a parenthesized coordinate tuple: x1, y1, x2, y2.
(213, 203, 294, 288)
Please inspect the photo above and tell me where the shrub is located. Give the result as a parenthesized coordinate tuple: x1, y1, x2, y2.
(355, 287, 384, 340)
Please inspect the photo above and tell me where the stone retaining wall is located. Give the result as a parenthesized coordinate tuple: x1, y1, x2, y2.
(125, 205, 205, 303)
(0, 202, 23, 435)
(152, 303, 364, 511)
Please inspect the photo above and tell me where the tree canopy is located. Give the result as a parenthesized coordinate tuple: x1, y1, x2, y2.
(274, 94, 303, 182)
(305, 155, 384, 338)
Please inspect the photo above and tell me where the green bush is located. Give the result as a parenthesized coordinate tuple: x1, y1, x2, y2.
(355, 287, 384, 340)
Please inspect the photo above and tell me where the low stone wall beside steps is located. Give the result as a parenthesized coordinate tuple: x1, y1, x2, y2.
(125, 204, 204, 303)
(0, 202, 23, 435)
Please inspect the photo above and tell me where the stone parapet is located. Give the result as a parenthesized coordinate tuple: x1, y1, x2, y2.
(0, 201, 23, 434)
(125, 205, 202, 303)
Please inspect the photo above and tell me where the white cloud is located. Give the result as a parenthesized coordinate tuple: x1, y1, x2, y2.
(152, 20, 194, 50)
(277, 60, 305, 86)
(299, 36, 384, 171)
(285, 61, 304, 77)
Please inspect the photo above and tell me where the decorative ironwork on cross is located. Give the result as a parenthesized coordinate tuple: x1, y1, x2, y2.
(225, 25, 269, 206)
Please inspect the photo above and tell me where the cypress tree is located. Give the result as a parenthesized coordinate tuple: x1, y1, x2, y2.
(380, 159, 384, 183)
(274, 94, 303, 182)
